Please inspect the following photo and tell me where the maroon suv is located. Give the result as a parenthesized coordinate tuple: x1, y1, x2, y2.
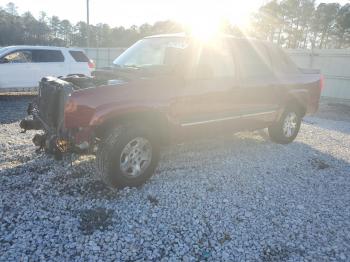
(21, 33, 322, 188)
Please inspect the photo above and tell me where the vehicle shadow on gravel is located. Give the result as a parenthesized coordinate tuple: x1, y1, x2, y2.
(2, 129, 347, 198)
(1, 154, 119, 200)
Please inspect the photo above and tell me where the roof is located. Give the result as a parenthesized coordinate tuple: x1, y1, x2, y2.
(144, 32, 238, 39)
(144, 33, 188, 39)
(143, 32, 262, 42)
(0, 46, 85, 52)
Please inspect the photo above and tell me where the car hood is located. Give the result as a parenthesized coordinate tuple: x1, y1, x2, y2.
(70, 77, 163, 107)
(65, 76, 183, 127)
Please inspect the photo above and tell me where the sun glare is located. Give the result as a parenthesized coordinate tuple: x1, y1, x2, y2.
(176, 0, 253, 41)
(184, 17, 223, 41)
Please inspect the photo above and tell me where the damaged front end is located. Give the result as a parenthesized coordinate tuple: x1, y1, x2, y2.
(20, 76, 95, 159)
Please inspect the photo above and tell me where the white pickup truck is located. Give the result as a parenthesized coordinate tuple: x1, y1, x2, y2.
(0, 46, 94, 92)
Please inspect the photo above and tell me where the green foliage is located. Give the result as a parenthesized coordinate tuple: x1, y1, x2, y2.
(0, 2, 183, 47)
(0, 1, 349, 48)
(252, 0, 349, 48)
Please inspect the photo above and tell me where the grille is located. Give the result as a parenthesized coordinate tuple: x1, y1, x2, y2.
(38, 77, 72, 130)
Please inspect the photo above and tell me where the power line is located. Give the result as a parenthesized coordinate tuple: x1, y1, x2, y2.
(87, 0, 90, 47)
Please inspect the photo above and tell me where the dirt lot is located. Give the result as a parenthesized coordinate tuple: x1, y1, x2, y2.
(0, 96, 349, 261)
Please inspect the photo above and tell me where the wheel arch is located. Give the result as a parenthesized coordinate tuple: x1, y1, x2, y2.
(286, 90, 308, 117)
(94, 109, 170, 145)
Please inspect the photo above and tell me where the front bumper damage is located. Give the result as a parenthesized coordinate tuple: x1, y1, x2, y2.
(20, 77, 94, 159)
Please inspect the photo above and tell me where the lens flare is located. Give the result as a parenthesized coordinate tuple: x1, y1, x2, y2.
(176, 1, 251, 42)
(184, 18, 223, 41)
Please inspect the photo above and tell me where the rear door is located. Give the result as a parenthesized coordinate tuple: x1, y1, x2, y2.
(0, 49, 39, 90)
(232, 39, 280, 122)
(31, 49, 68, 79)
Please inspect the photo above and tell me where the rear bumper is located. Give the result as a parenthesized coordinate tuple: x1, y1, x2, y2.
(306, 86, 321, 115)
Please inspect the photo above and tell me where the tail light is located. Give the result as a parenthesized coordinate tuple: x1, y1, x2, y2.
(88, 60, 95, 69)
(320, 74, 324, 91)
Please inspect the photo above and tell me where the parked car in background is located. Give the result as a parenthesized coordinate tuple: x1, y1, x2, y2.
(21, 34, 322, 188)
(0, 46, 94, 91)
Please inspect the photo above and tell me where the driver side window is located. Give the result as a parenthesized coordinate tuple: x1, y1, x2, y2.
(1, 50, 32, 64)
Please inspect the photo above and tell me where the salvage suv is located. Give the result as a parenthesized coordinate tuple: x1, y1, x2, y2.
(20, 34, 322, 188)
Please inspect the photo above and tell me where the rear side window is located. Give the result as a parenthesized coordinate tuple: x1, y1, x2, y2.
(69, 51, 89, 62)
(31, 50, 65, 62)
(268, 45, 299, 74)
(234, 40, 272, 78)
(196, 41, 236, 78)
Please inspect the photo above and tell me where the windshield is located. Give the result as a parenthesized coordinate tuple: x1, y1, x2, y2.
(113, 37, 189, 69)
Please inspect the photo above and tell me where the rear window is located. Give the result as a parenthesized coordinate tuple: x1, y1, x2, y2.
(196, 42, 236, 78)
(69, 51, 89, 62)
(234, 40, 273, 78)
(31, 50, 65, 62)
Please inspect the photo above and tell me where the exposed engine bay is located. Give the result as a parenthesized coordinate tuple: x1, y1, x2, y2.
(19, 69, 127, 159)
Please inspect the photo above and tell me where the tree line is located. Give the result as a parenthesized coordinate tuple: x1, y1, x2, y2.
(253, 0, 350, 48)
(0, 1, 349, 49)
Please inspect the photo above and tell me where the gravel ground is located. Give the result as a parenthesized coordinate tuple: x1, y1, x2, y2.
(0, 96, 34, 124)
(0, 97, 350, 261)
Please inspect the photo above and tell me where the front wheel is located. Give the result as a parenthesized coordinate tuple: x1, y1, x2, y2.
(268, 106, 302, 144)
(96, 125, 160, 188)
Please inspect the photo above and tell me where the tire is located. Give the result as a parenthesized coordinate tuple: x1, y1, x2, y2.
(268, 105, 302, 144)
(96, 125, 160, 188)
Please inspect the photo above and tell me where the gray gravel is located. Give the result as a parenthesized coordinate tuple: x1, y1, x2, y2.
(0, 96, 33, 124)
(315, 97, 350, 122)
(1, 97, 350, 261)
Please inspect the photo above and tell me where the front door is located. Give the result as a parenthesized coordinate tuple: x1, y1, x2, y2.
(31, 49, 68, 79)
(0, 50, 39, 90)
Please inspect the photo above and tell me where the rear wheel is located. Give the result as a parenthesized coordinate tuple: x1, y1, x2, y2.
(268, 106, 302, 144)
(96, 125, 160, 188)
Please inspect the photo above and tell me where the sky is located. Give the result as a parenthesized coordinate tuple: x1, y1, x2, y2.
(0, 0, 349, 28)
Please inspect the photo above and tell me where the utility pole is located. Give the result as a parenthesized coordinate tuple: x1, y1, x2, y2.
(86, 0, 90, 47)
